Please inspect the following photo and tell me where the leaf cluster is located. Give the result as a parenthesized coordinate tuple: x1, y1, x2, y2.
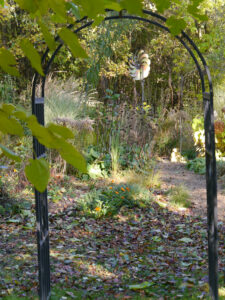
(0, 103, 86, 192)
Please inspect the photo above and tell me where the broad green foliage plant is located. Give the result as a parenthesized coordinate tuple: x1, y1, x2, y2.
(186, 157, 206, 174)
(85, 146, 111, 179)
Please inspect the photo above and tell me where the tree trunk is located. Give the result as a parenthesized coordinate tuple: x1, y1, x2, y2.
(179, 74, 184, 110)
(168, 67, 174, 107)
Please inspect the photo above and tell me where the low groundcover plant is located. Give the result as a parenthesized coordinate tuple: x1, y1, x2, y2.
(76, 183, 152, 218)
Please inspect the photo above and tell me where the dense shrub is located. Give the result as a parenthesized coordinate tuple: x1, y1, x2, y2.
(186, 157, 206, 175)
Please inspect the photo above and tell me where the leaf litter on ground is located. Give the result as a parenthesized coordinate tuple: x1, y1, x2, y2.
(0, 192, 225, 299)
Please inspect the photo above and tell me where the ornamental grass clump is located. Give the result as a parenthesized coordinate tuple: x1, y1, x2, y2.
(169, 185, 191, 208)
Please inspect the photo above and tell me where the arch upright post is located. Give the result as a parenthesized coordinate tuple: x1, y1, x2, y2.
(31, 82, 51, 300)
(203, 89, 218, 299)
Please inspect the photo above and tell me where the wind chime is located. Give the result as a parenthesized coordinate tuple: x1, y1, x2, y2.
(129, 50, 151, 105)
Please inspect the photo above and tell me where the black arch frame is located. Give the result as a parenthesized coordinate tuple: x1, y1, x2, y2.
(31, 9, 218, 300)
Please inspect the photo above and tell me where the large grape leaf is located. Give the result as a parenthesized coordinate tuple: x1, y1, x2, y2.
(26, 115, 57, 148)
(27, 115, 86, 173)
(15, 0, 49, 15)
(25, 158, 50, 192)
(58, 140, 87, 173)
(120, 0, 142, 15)
(13, 110, 28, 121)
(75, 0, 106, 19)
(1, 103, 15, 115)
(0, 48, 20, 77)
(38, 20, 57, 51)
(58, 28, 88, 58)
(151, 0, 170, 13)
(0, 112, 24, 136)
(47, 123, 74, 139)
(20, 38, 44, 76)
(15, 0, 38, 14)
(103, 0, 121, 11)
(187, 4, 208, 21)
(66, 2, 80, 19)
(166, 16, 187, 36)
(48, 0, 66, 19)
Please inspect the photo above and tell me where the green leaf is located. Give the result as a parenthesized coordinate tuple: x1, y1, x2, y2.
(36, 0, 49, 15)
(0, 143, 21, 162)
(166, 16, 187, 36)
(27, 116, 71, 149)
(92, 15, 105, 26)
(20, 38, 44, 76)
(179, 237, 193, 243)
(66, 2, 80, 19)
(0, 47, 20, 76)
(151, 0, 170, 13)
(0, 111, 24, 136)
(13, 110, 28, 121)
(26, 116, 86, 173)
(187, 0, 208, 21)
(38, 21, 56, 51)
(120, 0, 142, 15)
(50, 13, 65, 23)
(0, 0, 4, 7)
(75, 0, 106, 19)
(48, 0, 66, 20)
(129, 281, 153, 290)
(187, 5, 208, 21)
(58, 28, 88, 58)
(104, 1, 121, 11)
(15, 0, 38, 13)
(59, 141, 87, 173)
(25, 158, 50, 192)
(1, 103, 15, 115)
(47, 123, 74, 139)
(26, 115, 56, 148)
(15, 0, 49, 15)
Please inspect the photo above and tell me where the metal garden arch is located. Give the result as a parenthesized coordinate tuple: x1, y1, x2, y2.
(32, 9, 218, 300)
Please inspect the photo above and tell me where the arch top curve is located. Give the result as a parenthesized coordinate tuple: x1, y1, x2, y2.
(34, 8, 214, 99)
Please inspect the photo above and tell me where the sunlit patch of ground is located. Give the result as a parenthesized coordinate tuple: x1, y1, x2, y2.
(157, 159, 225, 220)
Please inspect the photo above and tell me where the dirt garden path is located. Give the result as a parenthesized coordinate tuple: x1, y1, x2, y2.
(157, 158, 225, 221)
